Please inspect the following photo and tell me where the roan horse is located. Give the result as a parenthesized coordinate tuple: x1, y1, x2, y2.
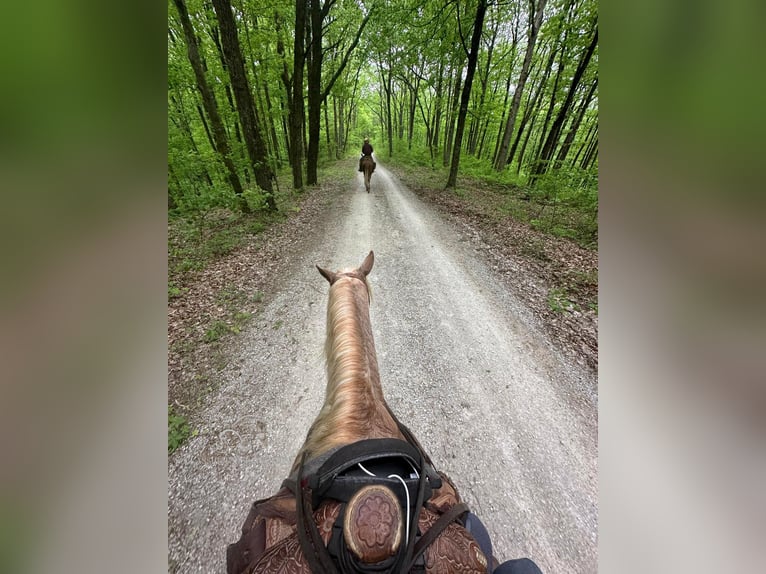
(360, 155, 375, 192)
(227, 252, 490, 574)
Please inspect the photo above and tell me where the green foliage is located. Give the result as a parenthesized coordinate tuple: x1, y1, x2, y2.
(391, 154, 597, 249)
(168, 282, 185, 299)
(204, 320, 230, 343)
(168, 406, 193, 454)
(247, 221, 266, 234)
(547, 288, 577, 313)
(243, 188, 270, 212)
(205, 228, 243, 258)
(169, 208, 275, 280)
(525, 166, 598, 247)
(231, 312, 253, 333)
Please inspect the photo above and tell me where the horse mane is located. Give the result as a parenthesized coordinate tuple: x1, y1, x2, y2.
(293, 266, 402, 471)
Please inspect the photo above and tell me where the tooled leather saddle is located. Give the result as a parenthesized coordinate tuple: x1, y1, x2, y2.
(226, 435, 488, 574)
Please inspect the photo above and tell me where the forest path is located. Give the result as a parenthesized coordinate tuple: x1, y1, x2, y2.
(168, 160, 597, 573)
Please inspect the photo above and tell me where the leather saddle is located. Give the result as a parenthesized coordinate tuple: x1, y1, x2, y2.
(226, 439, 488, 574)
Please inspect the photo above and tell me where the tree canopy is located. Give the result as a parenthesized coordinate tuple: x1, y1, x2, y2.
(168, 0, 597, 224)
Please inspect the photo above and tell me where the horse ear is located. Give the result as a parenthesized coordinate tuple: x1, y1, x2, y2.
(316, 265, 337, 284)
(359, 251, 374, 277)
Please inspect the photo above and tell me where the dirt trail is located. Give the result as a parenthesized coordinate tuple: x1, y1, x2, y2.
(168, 162, 598, 573)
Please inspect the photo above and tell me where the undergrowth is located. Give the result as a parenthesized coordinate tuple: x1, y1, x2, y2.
(388, 147, 598, 249)
(168, 406, 194, 454)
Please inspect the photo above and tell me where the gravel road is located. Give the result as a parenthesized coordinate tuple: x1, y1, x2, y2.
(168, 162, 598, 573)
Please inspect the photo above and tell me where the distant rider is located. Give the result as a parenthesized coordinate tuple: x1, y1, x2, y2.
(359, 137, 375, 172)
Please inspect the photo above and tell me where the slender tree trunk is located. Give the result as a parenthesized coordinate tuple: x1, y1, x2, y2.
(396, 90, 405, 142)
(531, 26, 597, 182)
(508, 45, 552, 168)
(444, 67, 462, 167)
(532, 40, 568, 169)
(477, 68, 506, 159)
(469, 12, 499, 156)
(324, 100, 331, 150)
(222, 83, 250, 182)
(572, 119, 595, 167)
(263, 84, 282, 167)
(516, 109, 538, 175)
(408, 75, 419, 150)
(493, 0, 547, 171)
(305, 0, 324, 185)
(211, 0, 276, 209)
(171, 93, 215, 187)
(432, 61, 444, 152)
(305, 0, 371, 183)
(385, 59, 393, 155)
(172, 0, 244, 197)
(446, 0, 488, 188)
(555, 77, 597, 167)
(332, 96, 340, 159)
(343, 66, 361, 154)
(492, 69, 513, 166)
(195, 103, 216, 151)
(290, 0, 306, 189)
(582, 134, 598, 170)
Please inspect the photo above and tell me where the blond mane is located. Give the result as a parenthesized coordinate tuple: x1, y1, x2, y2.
(293, 263, 403, 471)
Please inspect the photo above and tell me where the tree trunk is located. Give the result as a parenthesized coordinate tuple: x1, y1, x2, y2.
(343, 66, 361, 154)
(275, 9, 303, 186)
(172, 0, 244, 197)
(507, 44, 551, 169)
(305, 0, 371, 184)
(468, 11, 499, 157)
(572, 119, 595, 167)
(290, 0, 306, 190)
(211, 0, 276, 210)
(195, 103, 216, 152)
(263, 83, 282, 167)
(493, 0, 547, 171)
(333, 96, 340, 159)
(532, 36, 568, 170)
(444, 67, 462, 167)
(432, 61, 444, 152)
(171, 92, 215, 187)
(384, 56, 393, 156)
(530, 26, 597, 182)
(582, 134, 598, 170)
(305, 0, 323, 185)
(446, 0, 488, 188)
(492, 68, 513, 167)
(408, 75, 419, 150)
(555, 77, 597, 168)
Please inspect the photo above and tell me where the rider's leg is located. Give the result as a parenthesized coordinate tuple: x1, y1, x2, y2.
(464, 512, 543, 574)
(464, 512, 493, 573)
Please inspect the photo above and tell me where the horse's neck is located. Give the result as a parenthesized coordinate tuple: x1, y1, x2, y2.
(294, 278, 402, 470)
(325, 279, 384, 400)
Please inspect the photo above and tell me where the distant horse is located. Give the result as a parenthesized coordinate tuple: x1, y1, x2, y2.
(360, 155, 375, 192)
(227, 252, 490, 574)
